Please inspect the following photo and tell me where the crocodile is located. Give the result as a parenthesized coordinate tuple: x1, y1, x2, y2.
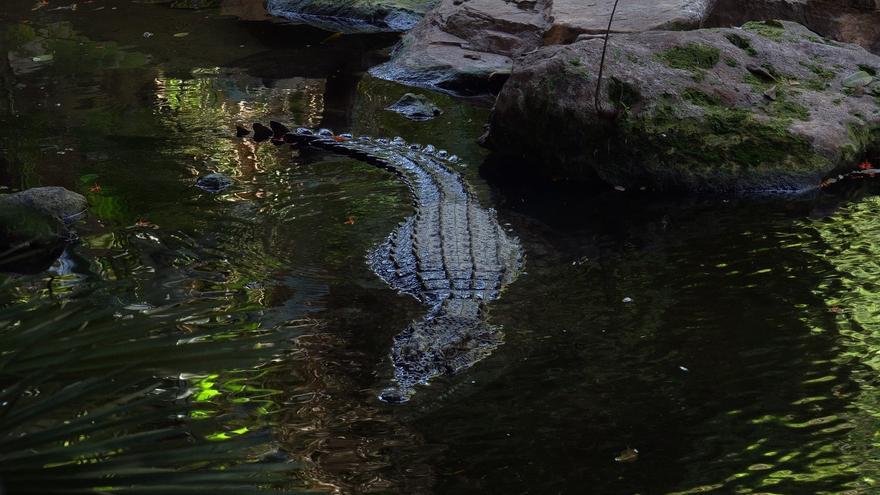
(245, 123, 523, 403)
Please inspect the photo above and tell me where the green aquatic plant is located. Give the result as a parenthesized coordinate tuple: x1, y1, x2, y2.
(0, 299, 313, 494)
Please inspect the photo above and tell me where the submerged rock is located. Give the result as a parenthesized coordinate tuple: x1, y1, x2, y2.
(0, 187, 88, 223)
(0, 187, 86, 273)
(265, 0, 437, 33)
(485, 21, 880, 192)
(386, 93, 443, 121)
(196, 173, 234, 193)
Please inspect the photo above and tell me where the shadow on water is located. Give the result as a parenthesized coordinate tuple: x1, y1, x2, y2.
(1, 1, 880, 494)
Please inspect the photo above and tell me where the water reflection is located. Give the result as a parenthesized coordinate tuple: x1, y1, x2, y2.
(4, 1, 880, 494)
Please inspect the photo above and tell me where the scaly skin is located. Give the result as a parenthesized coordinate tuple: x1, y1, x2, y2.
(257, 126, 523, 403)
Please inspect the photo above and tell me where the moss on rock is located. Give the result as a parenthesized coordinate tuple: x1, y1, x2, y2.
(657, 43, 721, 71)
(743, 20, 787, 41)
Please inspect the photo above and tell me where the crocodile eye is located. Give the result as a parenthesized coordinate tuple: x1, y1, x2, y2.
(339, 133, 354, 139)
(295, 128, 313, 136)
(408, 144, 422, 151)
(317, 128, 334, 137)
(423, 144, 436, 154)
(437, 150, 449, 159)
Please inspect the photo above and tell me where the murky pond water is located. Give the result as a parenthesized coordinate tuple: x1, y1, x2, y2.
(1, 2, 879, 494)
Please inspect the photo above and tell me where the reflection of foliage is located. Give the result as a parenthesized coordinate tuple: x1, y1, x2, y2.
(0, 300, 313, 494)
(800, 198, 880, 493)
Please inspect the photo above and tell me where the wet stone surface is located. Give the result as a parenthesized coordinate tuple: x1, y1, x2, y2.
(386, 93, 443, 121)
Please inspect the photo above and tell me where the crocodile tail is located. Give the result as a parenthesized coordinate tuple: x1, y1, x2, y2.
(378, 299, 503, 403)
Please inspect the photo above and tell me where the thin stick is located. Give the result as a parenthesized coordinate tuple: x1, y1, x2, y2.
(594, 0, 622, 116)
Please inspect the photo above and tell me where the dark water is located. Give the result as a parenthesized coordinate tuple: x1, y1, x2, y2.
(1, 2, 878, 494)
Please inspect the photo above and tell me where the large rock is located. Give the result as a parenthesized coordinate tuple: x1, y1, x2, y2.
(264, 0, 437, 32)
(371, 0, 880, 95)
(370, 0, 719, 95)
(1, 187, 88, 222)
(485, 21, 880, 192)
(370, 0, 548, 95)
(708, 0, 880, 54)
(545, 0, 717, 44)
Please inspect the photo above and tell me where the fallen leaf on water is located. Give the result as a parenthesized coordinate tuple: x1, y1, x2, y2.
(89, 183, 102, 193)
(614, 447, 639, 463)
(829, 306, 844, 314)
(333, 135, 350, 142)
(173, 32, 190, 38)
(859, 161, 873, 170)
(344, 217, 356, 225)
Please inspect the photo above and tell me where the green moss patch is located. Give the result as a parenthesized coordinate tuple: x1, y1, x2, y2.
(799, 62, 835, 91)
(622, 97, 826, 178)
(768, 96, 810, 121)
(657, 43, 720, 71)
(682, 88, 721, 107)
(743, 20, 786, 41)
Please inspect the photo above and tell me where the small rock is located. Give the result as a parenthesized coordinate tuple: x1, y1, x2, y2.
(842, 70, 875, 89)
(195, 173, 234, 193)
(386, 93, 443, 121)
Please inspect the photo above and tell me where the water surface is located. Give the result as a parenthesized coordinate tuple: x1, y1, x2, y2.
(1, 1, 878, 494)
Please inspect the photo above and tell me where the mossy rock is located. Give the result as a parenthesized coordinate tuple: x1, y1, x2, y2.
(488, 21, 880, 192)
